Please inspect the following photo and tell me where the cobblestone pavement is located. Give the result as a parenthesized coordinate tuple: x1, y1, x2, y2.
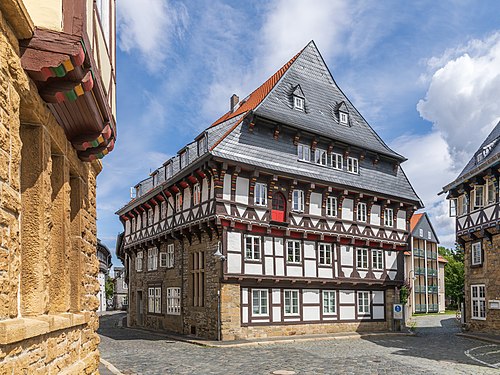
(98, 312, 500, 375)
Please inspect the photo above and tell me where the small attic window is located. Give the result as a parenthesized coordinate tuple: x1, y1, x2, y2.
(340, 112, 348, 125)
(294, 96, 304, 111)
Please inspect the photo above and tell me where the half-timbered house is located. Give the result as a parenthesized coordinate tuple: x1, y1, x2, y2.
(116, 41, 422, 340)
(443, 120, 500, 333)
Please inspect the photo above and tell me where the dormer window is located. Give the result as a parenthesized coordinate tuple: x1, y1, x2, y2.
(198, 135, 208, 156)
(340, 112, 348, 124)
(294, 96, 304, 111)
(335, 101, 350, 126)
(179, 150, 189, 169)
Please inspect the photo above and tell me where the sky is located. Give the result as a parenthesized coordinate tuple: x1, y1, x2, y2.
(97, 0, 500, 267)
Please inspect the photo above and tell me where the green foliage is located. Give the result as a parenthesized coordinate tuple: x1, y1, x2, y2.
(438, 245, 464, 309)
(105, 277, 114, 300)
(400, 285, 409, 305)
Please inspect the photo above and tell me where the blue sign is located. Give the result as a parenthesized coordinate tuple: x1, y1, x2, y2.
(395, 305, 402, 313)
(393, 304, 403, 319)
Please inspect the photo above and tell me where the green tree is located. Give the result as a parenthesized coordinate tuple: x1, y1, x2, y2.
(438, 245, 464, 309)
(105, 277, 114, 300)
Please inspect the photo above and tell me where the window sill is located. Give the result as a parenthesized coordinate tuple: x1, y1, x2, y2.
(0, 312, 91, 345)
(471, 317, 487, 321)
(471, 264, 483, 268)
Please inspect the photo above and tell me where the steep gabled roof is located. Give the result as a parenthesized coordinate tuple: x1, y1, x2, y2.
(410, 213, 424, 232)
(409, 211, 439, 243)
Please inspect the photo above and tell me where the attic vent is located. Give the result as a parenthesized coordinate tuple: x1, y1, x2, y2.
(335, 101, 349, 126)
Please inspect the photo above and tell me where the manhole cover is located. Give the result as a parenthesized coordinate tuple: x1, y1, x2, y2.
(272, 371, 296, 375)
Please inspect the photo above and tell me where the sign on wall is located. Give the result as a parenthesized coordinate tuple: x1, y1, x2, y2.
(393, 304, 403, 320)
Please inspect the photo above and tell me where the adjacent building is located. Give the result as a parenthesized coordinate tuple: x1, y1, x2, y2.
(113, 266, 129, 310)
(97, 239, 112, 312)
(0, 0, 116, 373)
(443, 120, 500, 333)
(116, 41, 422, 340)
(405, 212, 446, 316)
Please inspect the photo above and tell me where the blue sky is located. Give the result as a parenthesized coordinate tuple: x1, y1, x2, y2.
(97, 0, 500, 267)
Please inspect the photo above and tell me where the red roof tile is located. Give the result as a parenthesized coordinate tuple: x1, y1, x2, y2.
(438, 255, 448, 263)
(410, 213, 423, 232)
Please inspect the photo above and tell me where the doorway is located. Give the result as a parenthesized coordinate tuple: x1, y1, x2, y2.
(271, 192, 286, 222)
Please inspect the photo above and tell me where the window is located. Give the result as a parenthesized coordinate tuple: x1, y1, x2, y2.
(326, 196, 337, 217)
(384, 208, 393, 227)
(298, 144, 311, 162)
(372, 249, 383, 270)
(167, 287, 181, 315)
(292, 190, 304, 212)
(419, 228, 424, 237)
(245, 235, 261, 261)
(357, 248, 368, 269)
(487, 179, 496, 205)
(122, 279, 128, 290)
(147, 247, 158, 271)
(180, 150, 189, 169)
(472, 241, 482, 265)
(449, 198, 457, 217)
(330, 153, 343, 170)
(339, 112, 349, 125)
(347, 157, 359, 174)
(471, 285, 486, 320)
(147, 209, 153, 226)
(314, 149, 328, 166)
(136, 251, 143, 272)
(166, 244, 174, 267)
(198, 136, 208, 155)
(284, 290, 300, 315)
(252, 289, 268, 316)
(148, 287, 161, 314)
(161, 201, 167, 219)
(294, 96, 304, 111)
(357, 202, 367, 222)
(318, 243, 333, 265)
(193, 183, 201, 205)
(427, 231, 431, 240)
(474, 185, 484, 209)
(358, 291, 370, 314)
(131, 217, 136, 232)
(166, 162, 173, 179)
(254, 183, 267, 206)
(192, 251, 205, 307)
(287, 240, 301, 263)
(175, 193, 182, 212)
(323, 291, 336, 314)
(457, 194, 467, 216)
(160, 252, 167, 267)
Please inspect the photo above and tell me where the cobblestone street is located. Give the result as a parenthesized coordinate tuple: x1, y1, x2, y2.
(98, 312, 500, 375)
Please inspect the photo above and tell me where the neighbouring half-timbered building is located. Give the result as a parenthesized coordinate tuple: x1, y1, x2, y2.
(443, 120, 500, 333)
(116, 41, 422, 340)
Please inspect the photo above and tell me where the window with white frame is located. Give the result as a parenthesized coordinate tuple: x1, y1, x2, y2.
(193, 183, 201, 205)
(384, 208, 393, 227)
(372, 249, 383, 270)
(254, 183, 267, 206)
(252, 289, 268, 316)
(298, 144, 311, 162)
(314, 149, 328, 166)
(166, 162, 173, 179)
(330, 153, 343, 170)
(284, 290, 300, 315)
(449, 198, 457, 217)
(147, 247, 158, 271)
(167, 244, 175, 267)
(160, 252, 167, 267)
(175, 192, 182, 212)
(487, 179, 496, 205)
(136, 251, 143, 272)
(427, 231, 431, 240)
(326, 196, 337, 217)
(161, 201, 167, 219)
(323, 290, 336, 314)
(318, 243, 333, 265)
(180, 150, 189, 169)
(419, 228, 424, 237)
(294, 96, 304, 111)
(357, 202, 367, 222)
(198, 136, 208, 156)
(292, 190, 304, 212)
(472, 241, 482, 265)
(148, 287, 161, 314)
(471, 285, 486, 320)
(474, 185, 484, 209)
(357, 291, 370, 314)
(245, 235, 261, 261)
(347, 157, 359, 174)
(287, 240, 301, 263)
(458, 194, 467, 216)
(167, 287, 181, 315)
(356, 248, 368, 269)
(122, 278, 127, 290)
(339, 112, 349, 125)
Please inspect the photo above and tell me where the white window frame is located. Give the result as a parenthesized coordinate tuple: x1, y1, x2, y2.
(159, 252, 168, 267)
(318, 243, 333, 265)
(339, 112, 349, 125)
(330, 153, 343, 170)
(254, 182, 267, 206)
(294, 96, 304, 111)
(323, 290, 336, 315)
(284, 290, 300, 316)
(167, 244, 175, 268)
(287, 240, 301, 264)
(427, 231, 432, 240)
(471, 285, 486, 320)
(314, 149, 328, 166)
(298, 144, 311, 162)
(449, 198, 457, 217)
(372, 249, 384, 270)
(175, 192, 182, 212)
(292, 190, 304, 212)
(252, 289, 268, 316)
(357, 291, 370, 314)
(193, 183, 201, 206)
(357, 202, 367, 222)
(419, 228, 424, 237)
(326, 196, 337, 217)
(148, 286, 161, 314)
(384, 208, 393, 227)
(147, 247, 158, 271)
(474, 185, 484, 209)
(487, 179, 496, 205)
(136, 251, 143, 272)
(245, 235, 261, 261)
(356, 248, 368, 269)
(347, 157, 359, 174)
(471, 241, 482, 265)
(167, 287, 181, 315)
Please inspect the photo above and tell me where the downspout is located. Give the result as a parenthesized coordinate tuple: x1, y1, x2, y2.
(424, 239, 428, 313)
(410, 235, 415, 314)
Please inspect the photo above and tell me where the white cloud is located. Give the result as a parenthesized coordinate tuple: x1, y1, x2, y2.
(117, 0, 188, 72)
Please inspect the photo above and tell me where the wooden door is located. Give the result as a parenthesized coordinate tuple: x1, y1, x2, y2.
(271, 192, 286, 222)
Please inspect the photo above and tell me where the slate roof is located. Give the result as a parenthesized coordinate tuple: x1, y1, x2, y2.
(443, 119, 500, 192)
(408, 211, 439, 243)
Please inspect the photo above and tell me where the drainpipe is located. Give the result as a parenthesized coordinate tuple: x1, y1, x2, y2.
(410, 236, 415, 315)
(424, 239, 428, 313)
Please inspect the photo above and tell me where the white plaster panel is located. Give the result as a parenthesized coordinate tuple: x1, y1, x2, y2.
(342, 267, 352, 278)
(202, 178, 209, 201)
(227, 232, 241, 253)
(318, 268, 333, 279)
(272, 289, 281, 304)
(272, 307, 281, 322)
(275, 258, 285, 276)
(183, 188, 191, 210)
(255, 208, 266, 220)
(370, 204, 380, 226)
(210, 176, 214, 198)
(236, 204, 246, 217)
(388, 271, 397, 280)
(223, 174, 231, 200)
(227, 253, 241, 274)
(265, 257, 274, 275)
(397, 210, 406, 230)
(303, 306, 320, 321)
(373, 271, 383, 280)
(125, 220, 130, 235)
(341, 245, 353, 266)
(154, 205, 159, 223)
(284, 318, 300, 322)
(252, 318, 270, 323)
(340, 306, 355, 320)
(235, 177, 249, 204)
(264, 237, 273, 255)
(245, 263, 262, 275)
(358, 271, 368, 279)
(373, 306, 385, 319)
(242, 288, 248, 304)
(304, 241, 315, 259)
(302, 289, 320, 304)
(304, 260, 317, 277)
(386, 251, 398, 270)
(242, 307, 248, 323)
(339, 290, 355, 304)
(373, 290, 384, 304)
(342, 198, 354, 221)
(309, 192, 322, 216)
(286, 266, 302, 277)
(275, 238, 284, 256)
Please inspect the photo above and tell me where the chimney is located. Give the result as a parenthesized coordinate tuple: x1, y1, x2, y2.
(230, 94, 239, 112)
